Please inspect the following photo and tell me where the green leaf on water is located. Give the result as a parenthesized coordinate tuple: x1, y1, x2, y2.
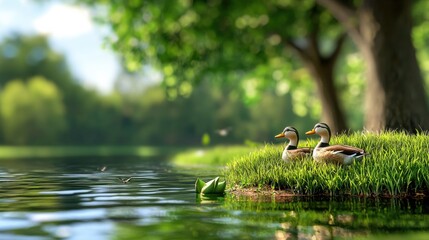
(196, 177, 226, 195)
(195, 178, 206, 193)
(201, 177, 219, 194)
(215, 181, 226, 193)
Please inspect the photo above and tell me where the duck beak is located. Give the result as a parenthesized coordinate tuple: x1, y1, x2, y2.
(305, 129, 316, 135)
(275, 133, 285, 138)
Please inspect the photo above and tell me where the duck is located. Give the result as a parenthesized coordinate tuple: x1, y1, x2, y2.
(305, 122, 366, 165)
(275, 126, 311, 162)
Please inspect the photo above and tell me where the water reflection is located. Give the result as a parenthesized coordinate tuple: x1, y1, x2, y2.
(226, 195, 429, 239)
(0, 157, 428, 239)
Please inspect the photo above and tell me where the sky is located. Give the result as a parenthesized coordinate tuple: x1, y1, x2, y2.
(0, 0, 120, 93)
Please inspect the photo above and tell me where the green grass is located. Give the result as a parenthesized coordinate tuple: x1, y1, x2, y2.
(0, 146, 182, 158)
(172, 145, 261, 166)
(225, 132, 429, 197)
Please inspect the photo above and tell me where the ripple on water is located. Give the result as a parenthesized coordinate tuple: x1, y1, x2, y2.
(0, 218, 36, 231)
(92, 195, 162, 201)
(39, 189, 92, 195)
(43, 222, 115, 239)
(28, 209, 107, 223)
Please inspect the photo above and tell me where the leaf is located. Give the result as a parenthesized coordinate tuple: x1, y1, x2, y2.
(214, 181, 226, 194)
(195, 178, 206, 193)
(201, 177, 219, 194)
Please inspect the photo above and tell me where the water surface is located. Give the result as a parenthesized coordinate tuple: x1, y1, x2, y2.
(0, 157, 428, 239)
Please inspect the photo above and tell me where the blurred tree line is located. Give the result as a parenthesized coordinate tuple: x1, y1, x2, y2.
(0, 35, 317, 146)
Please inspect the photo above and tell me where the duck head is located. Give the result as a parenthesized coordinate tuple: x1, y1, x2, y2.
(306, 123, 331, 143)
(275, 126, 299, 146)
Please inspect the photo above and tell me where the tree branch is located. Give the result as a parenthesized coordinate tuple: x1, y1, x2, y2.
(306, 3, 321, 62)
(316, 0, 356, 23)
(316, 0, 363, 47)
(307, 31, 320, 64)
(328, 32, 347, 63)
(284, 39, 310, 62)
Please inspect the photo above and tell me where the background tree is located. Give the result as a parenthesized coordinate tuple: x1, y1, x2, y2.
(0, 77, 66, 145)
(0, 34, 130, 144)
(0, 35, 79, 98)
(0, 35, 92, 143)
(317, 0, 429, 132)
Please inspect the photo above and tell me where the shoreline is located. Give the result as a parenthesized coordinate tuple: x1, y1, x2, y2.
(228, 186, 428, 200)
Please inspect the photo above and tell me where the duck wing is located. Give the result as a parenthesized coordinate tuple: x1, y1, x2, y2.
(288, 147, 312, 154)
(286, 147, 312, 159)
(322, 145, 365, 156)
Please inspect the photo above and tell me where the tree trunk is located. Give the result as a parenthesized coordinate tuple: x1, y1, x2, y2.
(286, 33, 348, 134)
(359, 0, 429, 132)
(317, 0, 429, 132)
(305, 59, 348, 134)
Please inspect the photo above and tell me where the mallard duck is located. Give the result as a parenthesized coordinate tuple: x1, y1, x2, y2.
(275, 126, 311, 162)
(305, 123, 366, 165)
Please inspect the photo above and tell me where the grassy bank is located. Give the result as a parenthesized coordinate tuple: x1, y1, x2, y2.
(225, 132, 429, 197)
(172, 145, 261, 166)
(0, 146, 182, 158)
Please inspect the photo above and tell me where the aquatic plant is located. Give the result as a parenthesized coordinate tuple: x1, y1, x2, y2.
(225, 131, 429, 197)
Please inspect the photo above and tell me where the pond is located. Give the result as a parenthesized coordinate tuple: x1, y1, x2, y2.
(1, 157, 429, 239)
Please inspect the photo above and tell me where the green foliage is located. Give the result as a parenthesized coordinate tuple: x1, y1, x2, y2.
(88, 0, 340, 76)
(78, 0, 345, 117)
(0, 77, 66, 145)
(225, 132, 429, 196)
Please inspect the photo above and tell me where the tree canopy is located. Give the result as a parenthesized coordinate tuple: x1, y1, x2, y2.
(78, 0, 429, 132)
(79, 0, 352, 132)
